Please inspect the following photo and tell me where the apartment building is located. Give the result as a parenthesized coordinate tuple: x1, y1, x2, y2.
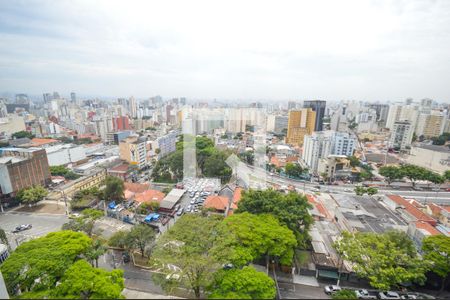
(119, 136, 148, 169)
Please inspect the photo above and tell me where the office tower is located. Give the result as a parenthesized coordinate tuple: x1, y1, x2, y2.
(53, 92, 60, 99)
(303, 100, 326, 131)
(421, 98, 433, 108)
(368, 103, 389, 128)
(389, 121, 414, 150)
(286, 108, 316, 146)
(180, 97, 186, 105)
(43, 93, 52, 103)
(70, 92, 76, 103)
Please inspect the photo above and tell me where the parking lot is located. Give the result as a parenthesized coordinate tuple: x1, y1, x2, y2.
(179, 178, 221, 214)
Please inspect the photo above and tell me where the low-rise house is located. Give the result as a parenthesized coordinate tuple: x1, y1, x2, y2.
(204, 195, 235, 215)
(428, 203, 450, 227)
(384, 195, 437, 226)
(407, 221, 441, 249)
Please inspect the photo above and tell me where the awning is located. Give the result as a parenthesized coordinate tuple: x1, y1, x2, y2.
(318, 269, 339, 279)
(108, 201, 116, 209)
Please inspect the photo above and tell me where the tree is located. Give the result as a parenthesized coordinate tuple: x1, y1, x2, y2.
(52, 260, 124, 299)
(359, 169, 373, 181)
(214, 212, 296, 267)
(422, 235, 450, 292)
(354, 186, 366, 196)
(15, 185, 48, 205)
(332, 289, 358, 300)
(104, 176, 125, 203)
(285, 162, 303, 178)
(0, 231, 92, 295)
(379, 166, 403, 186)
(108, 230, 130, 249)
(62, 208, 103, 237)
(236, 189, 313, 249)
(366, 187, 378, 196)
(348, 156, 360, 167)
(0, 228, 9, 249)
(208, 266, 276, 299)
(399, 164, 430, 187)
(85, 238, 107, 268)
(127, 224, 156, 257)
(11, 130, 34, 139)
(445, 170, 450, 182)
(334, 231, 429, 291)
(151, 214, 226, 298)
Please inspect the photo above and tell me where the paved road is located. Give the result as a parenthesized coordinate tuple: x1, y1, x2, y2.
(0, 212, 68, 248)
(278, 282, 329, 299)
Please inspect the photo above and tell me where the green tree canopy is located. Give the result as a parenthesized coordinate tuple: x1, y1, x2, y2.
(15, 185, 48, 205)
(285, 162, 303, 178)
(0, 227, 9, 248)
(151, 214, 226, 298)
(399, 164, 430, 187)
(445, 170, 450, 181)
(236, 189, 313, 249)
(348, 156, 361, 167)
(334, 231, 429, 291)
(11, 130, 34, 139)
(379, 166, 403, 185)
(208, 266, 276, 299)
(332, 289, 358, 300)
(215, 212, 296, 267)
(127, 224, 156, 257)
(108, 230, 130, 249)
(62, 208, 103, 237)
(422, 235, 450, 292)
(104, 176, 125, 202)
(51, 260, 124, 299)
(0, 231, 92, 295)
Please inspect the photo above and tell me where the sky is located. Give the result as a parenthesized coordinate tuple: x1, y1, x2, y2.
(0, 0, 450, 102)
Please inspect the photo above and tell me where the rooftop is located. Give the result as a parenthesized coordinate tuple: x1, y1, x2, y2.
(387, 195, 437, 225)
(417, 145, 450, 153)
(204, 195, 231, 211)
(124, 182, 150, 194)
(135, 189, 165, 204)
(415, 221, 441, 236)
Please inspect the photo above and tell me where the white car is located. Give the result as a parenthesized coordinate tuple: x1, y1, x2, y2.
(356, 289, 377, 299)
(378, 292, 400, 300)
(324, 285, 341, 295)
(344, 188, 352, 192)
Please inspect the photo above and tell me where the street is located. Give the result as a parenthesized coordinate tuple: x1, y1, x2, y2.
(0, 212, 68, 249)
(278, 282, 330, 299)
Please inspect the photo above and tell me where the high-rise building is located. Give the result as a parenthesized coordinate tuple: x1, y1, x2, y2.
(43, 93, 52, 103)
(415, 110, 447, 138)
(119, 136, 148, 169)
(129, 96, 137, 118)
(302, 131, 356, 173)
(52, 92, 60, 99)
(70, 92, 76, 103)
(266, 115, 288, 134)
(113, 116, 131, 131)
(286, 109, 316, 146)
(389, 121, 414, 150)
(15, 94, 29, 104)
(288, 101, 298, 110)
(386, 104, 419, 130)
(303, 100, 326, 131)
(368, 103, 389, 128)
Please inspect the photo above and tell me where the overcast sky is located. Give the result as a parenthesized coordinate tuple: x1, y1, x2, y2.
(0, 0, 450, 102)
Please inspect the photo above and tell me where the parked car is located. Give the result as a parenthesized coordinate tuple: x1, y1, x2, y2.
(344, 188, 352, 192)
(324, 285, 341, 295)
(177, 208, 184, 216)
(190, 199, 196, 205)
(12, 224, 32, 233)
(356, 289, 377, 299)
(400, 295, 418, 300)
(378, 292, 401, 299)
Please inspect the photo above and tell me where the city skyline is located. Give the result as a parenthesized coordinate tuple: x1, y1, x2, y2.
(1, 0, 450, 102)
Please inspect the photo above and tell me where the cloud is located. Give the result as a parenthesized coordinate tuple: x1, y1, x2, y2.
(0, 0, 449, 102)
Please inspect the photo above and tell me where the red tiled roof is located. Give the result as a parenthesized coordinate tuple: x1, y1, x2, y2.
(429, 203, 444, 216)
(415, 221, 441, 236)
(124, 190, 135, 200)
(31, 138, 59, 146)
(444, 206, 450, 213)
(110, 163, 129, 173)
(135, 189, 165, 203)
(387, 195, 437, 226)
(204, 195, 229, 212)
(124, 182, 150, 194)
(233, 187, 242, 205)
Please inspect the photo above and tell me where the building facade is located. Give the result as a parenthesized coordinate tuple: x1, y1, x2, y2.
(389, 121, 414, 150)
(286, 108, 316, 146)
(303, 100, 326, 131)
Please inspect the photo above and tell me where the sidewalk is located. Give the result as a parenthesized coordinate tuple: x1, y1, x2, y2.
(122, 288, 183, 299)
